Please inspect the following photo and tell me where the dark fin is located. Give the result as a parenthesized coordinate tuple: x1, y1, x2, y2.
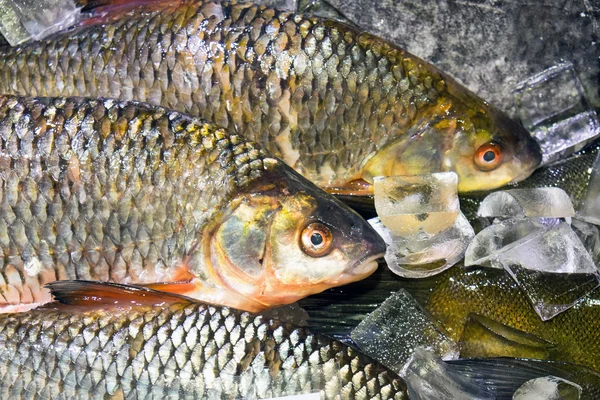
(44, 280, 194, 310)
(448, 358, 600, 399)
(459, 313, 557, 360)
(75, 0, 183, 26)
(325, 179, 374, 196)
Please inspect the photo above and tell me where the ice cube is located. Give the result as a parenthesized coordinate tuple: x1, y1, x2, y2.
(401, 348, 495, 400)
(0, 0, 80, 46)
(577, 151, 600, 226)
(477, 188, 575, 219)
(370, 213, 474, 278)
(351, 290, 459, 373)
(464, 219, 548, 268)
(373, 173, 459, 236)
(498, 222, 600, 320)
(513, 62, 600, 165)
(571, 219, 600, 266)
(513, 376, 582, 400)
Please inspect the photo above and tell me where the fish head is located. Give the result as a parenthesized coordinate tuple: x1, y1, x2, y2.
(198, 159, 386, 310)
(443, 86, 543, 192)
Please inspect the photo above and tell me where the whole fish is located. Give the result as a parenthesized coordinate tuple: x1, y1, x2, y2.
(0, 0, 542, 193)
(0, 281, 408, 399)
(0, 95, 385, 313)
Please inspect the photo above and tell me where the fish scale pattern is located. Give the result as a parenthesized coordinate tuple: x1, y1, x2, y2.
(0, 0, 445, 188)
(0, 96, 272, 307)
(0, 302, 407, 399)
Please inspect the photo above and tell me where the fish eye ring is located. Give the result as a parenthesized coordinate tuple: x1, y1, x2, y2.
(474, 142, 503, 171)
(301, 222, 333, 257)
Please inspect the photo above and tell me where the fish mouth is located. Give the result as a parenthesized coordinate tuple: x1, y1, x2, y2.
(339, 253, 384, 283)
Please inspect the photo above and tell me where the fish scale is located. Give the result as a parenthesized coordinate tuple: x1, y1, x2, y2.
(0, 0, 444, 188)
(0, 300, 408, 399)
(0, 96, 267, 306)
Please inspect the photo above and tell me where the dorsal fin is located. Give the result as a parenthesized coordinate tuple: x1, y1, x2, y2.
(45, 280, 194, 310)
(75, 0, 185, 27)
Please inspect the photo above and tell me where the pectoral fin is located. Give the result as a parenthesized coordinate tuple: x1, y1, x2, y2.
(44, 280, 194, 311)
(459, 313, 557, 360)
(325, 179, 374, 196)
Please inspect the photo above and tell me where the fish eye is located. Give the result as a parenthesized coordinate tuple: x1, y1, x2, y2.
(474, 142, 503, 171)
(301, 222, 333, 257)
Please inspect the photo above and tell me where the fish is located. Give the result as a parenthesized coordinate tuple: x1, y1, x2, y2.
(0, 95, 385, 313)
(0, 280, 408, 399)
(0, 0, 542, 193)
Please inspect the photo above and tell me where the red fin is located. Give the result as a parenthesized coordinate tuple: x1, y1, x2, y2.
(137, 280, 198, 295)
(77, 0, 184, 27)
(44, 280, 193, 310)
(325, 179, 374, 196)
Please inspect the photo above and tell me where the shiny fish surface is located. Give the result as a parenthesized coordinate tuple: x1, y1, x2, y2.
(0, 95, 385, 313)
(0, 0, 541, 193)
(0, 282, 408, 399)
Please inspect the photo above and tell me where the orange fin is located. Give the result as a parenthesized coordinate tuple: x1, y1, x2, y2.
(44, 280, 193, 310)
(325, 179, 374, 196)
(137, 280, 199, 296)
(77, 0, 183, 27)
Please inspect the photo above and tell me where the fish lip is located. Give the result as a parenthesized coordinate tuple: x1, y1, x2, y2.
(346, 253, 384, 278)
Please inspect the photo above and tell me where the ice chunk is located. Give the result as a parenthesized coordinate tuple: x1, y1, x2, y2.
(570, 219, 600, 266)
(401, 348, 495, 400)
(513, 62, 600, 165)
(370, 213, 474, 278)
(351, 290, 458, 373)
(477, 188, 575, 219)
(0, 0, 80, 46)
(576, 151, 600, 226)
(513, 376, 582, 400)
(373, 173, 459, 236)
(464, 219, 548, 268)
(498, 222, 600, 320)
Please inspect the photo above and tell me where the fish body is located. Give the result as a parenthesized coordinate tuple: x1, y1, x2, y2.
(422, 266, 600, 373)
(0, 95, 385, 313)
(0, 281, 408, 399)
(0, 0, 541, 192)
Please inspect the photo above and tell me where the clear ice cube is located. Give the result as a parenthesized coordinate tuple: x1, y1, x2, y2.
(477, 188, 575, 219)
(513, 376, 582, 400)
(370, 213, 474, 278)
(401, 348, 495, 400)
(464, 219, 548, 268)
(373, 173, 459, 236)
(513, 62, 600, 165)
(571, 219, 600, 266)
(577, 151, 600, 226)
(498, 222, 600, 320)
(0, 0, 80, 46)
(351, 290, 459, 373)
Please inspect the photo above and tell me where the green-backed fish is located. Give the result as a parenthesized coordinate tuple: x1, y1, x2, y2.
(421, 266, 600, 373)
(0, 95, 385, 313)
(0, 281, 408, 399)
(0, 0, 542, 193)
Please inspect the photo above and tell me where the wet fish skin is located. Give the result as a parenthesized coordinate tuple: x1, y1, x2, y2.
(0, 282, 408, 399)
(0, 95, 385, 313)
(0, 0, 541, 192)
(422, 266, 600, 373)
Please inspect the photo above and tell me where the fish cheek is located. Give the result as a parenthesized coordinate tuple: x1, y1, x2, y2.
(212, 200, 274, 280)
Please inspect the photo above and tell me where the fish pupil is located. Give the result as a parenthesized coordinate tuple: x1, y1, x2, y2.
(483, 150, 495, 162)
(311, 233, 324, 246)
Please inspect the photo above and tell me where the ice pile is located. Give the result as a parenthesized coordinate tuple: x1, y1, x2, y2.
(372, 173, 474, 278)
(513, 376, 582, 400)
(351, 290, 458, 372)
(0, 0, 80, 46)
(513, 62, 600, 165)
(465, 187, 600, 320)
(576, 150, 600, 226)
(401, 348, 495, 400)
